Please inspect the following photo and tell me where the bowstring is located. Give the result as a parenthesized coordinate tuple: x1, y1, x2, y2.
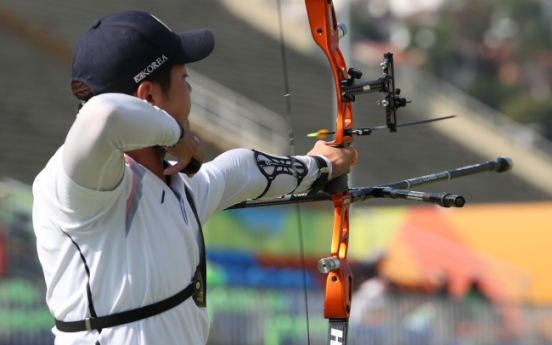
(276, 1, 311, 344)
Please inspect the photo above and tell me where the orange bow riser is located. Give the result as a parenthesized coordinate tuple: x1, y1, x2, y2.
(305, 1, 354, 344)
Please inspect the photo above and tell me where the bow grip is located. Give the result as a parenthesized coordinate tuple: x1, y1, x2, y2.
(323, 146, 357, 194)
(325, 174, 348, 194)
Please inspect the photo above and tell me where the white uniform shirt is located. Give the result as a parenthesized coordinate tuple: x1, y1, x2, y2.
(32, 93, 326, 345)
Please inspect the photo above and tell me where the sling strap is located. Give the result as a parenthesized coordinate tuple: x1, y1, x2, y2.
(56, 185, 206, 333)
(55, 283, 195, 332)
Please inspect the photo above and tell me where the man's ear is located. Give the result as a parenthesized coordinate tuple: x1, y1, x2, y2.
(135, 81, 159, 105)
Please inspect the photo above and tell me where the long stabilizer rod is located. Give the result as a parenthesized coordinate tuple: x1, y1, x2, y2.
(226, 157, 513, 210)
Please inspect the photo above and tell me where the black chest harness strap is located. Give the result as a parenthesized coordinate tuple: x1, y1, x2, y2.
(55, 186, 207, 333)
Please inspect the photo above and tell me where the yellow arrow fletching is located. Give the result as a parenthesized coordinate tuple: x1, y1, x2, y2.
(306, 129, 333, 139)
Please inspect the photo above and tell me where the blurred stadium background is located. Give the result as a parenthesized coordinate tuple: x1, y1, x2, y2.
(1, 0, 552, 344)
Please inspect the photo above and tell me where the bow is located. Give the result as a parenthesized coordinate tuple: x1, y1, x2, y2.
(304, 3, 354, 344)
(269, 1, 485, 344)
(304, 1, 385, 343)
(303, 1, 446, 343)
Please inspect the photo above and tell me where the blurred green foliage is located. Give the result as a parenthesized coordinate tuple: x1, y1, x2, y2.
(352, 0, 552, 140)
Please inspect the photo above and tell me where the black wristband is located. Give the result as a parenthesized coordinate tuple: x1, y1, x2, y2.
(164, 120, 185, 148)
(307, 155, 330, 195)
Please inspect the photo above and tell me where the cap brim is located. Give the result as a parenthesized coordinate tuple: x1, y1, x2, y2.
(175, 28, 215, 64)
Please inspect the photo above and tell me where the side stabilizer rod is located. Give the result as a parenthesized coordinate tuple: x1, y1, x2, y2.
(225, 157, 512, 210)
(372, 187, 465, 208)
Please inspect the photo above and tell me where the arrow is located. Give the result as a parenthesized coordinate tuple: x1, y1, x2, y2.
(307, 115, 457, 139)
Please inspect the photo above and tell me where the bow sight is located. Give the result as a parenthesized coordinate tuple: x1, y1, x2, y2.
(308, 25, 454, 140)
(341, 52, 410, 132)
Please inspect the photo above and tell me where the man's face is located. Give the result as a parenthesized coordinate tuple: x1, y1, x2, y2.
(153, 64, 192, 125)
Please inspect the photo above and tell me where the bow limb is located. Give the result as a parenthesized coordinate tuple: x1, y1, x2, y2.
(305, 1, 354, 344)
(305, 0, 353, 147)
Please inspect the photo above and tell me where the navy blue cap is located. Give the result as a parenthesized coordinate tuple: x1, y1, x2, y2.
(71, 10, 215, 96)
